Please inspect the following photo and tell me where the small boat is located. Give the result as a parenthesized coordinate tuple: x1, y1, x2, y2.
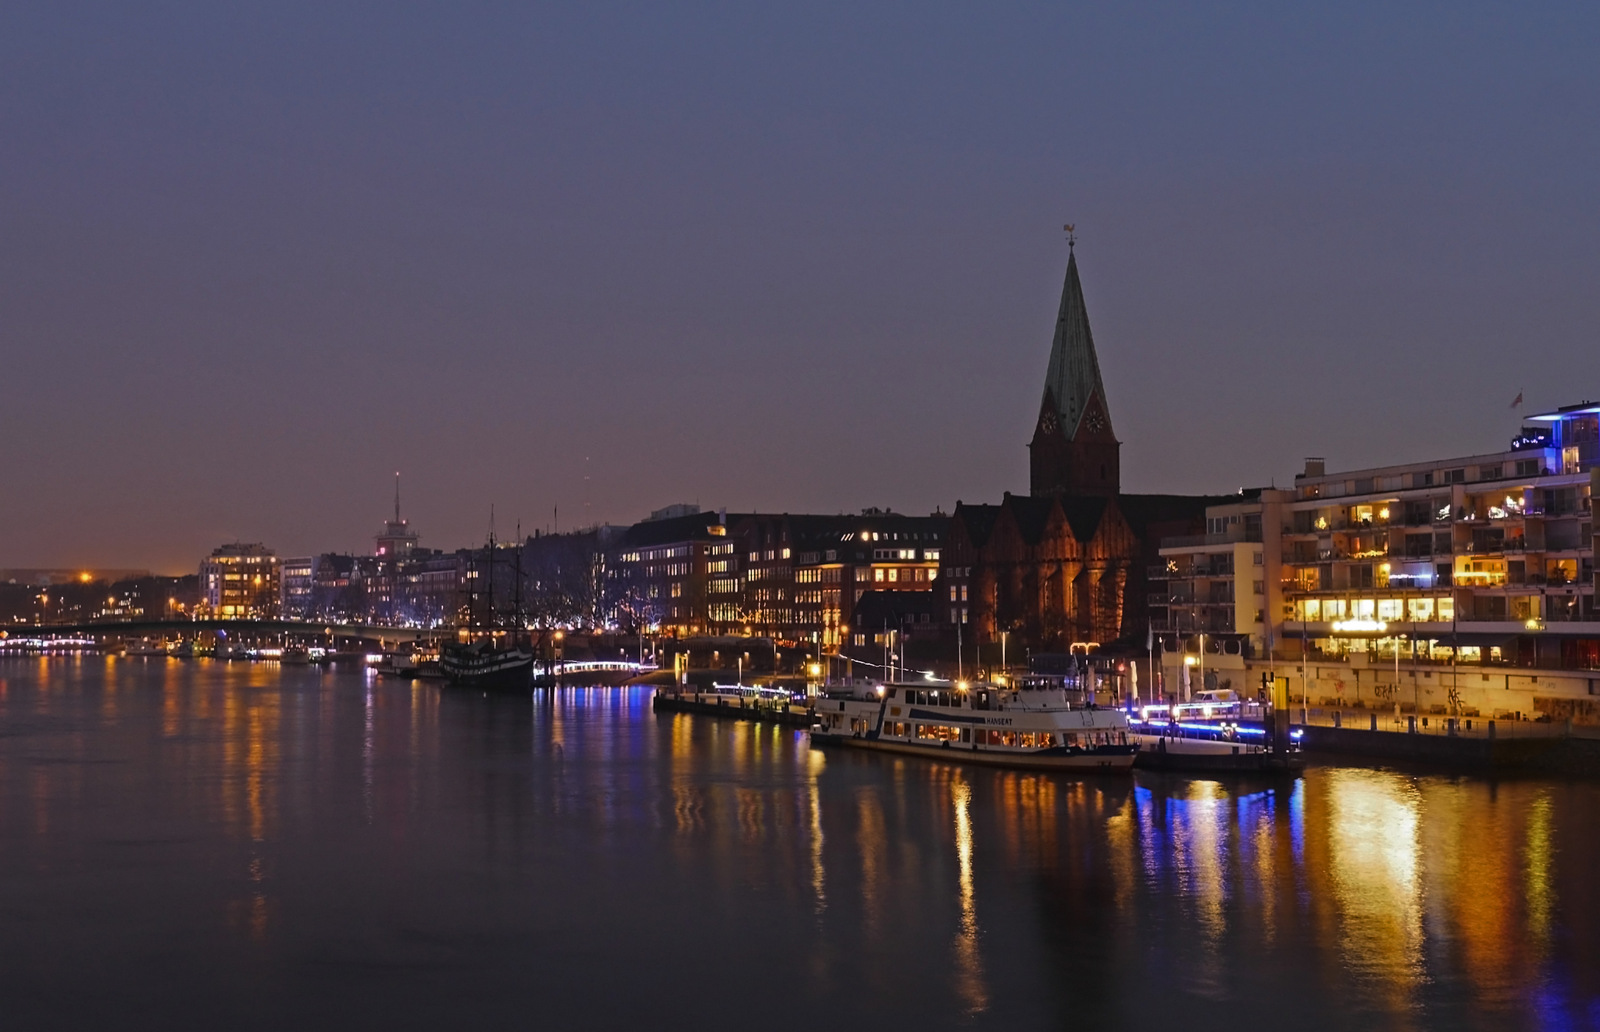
(1129, 719, 1306, 773)
(281, 647, 312, 665)
(810, 680, 1137, 771)
(122, 639, 168, 657)
(1170, 688, 1265, 723)
(170, 641, 195, 659)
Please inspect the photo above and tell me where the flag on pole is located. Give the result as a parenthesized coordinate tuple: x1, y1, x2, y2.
(1510, 390, 1523, 409)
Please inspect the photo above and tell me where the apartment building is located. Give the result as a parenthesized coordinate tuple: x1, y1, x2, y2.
(609, 508, 946, 644)
(1157, 401, 1600, 714)
(199, 543, 280, 619)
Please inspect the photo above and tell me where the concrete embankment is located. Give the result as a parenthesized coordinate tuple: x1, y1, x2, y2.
(1303, 725, 1600, 776)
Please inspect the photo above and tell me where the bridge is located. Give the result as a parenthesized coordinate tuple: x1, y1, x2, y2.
(0, 619, 438, 645)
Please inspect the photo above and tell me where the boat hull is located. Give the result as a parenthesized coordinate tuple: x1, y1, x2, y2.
(440, 647, 535, 692)
(1131, 733, 1306, 773)
(811, 731, 1136, 771)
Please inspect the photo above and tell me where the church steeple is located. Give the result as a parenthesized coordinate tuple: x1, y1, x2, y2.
(1029, 241, 1120, 497)
(1042, 247, 1112, 441)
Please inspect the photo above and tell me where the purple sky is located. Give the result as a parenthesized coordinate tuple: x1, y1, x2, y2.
(4, 2, 1598, 573)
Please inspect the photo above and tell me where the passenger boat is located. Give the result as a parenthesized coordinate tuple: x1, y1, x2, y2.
(810, 680, 1137, 771)
(121, 639, 168, 657)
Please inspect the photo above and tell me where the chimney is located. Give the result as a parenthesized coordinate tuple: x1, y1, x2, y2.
(1303, 457, 1326, 478)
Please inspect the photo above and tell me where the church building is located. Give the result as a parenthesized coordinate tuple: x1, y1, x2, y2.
(944, 244, 1231, 653)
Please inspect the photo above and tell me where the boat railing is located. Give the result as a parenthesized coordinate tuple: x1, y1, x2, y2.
(1130, 716, 1304, 750)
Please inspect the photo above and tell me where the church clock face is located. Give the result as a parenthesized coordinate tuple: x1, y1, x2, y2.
(1040, 410, 1058, 435)
(1083, 408, 1107, 435)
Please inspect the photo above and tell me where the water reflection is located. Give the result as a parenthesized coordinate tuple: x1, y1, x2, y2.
(1323, 770, 1424, 1006)
(951, 772, 988, 1015)
(0, 659, 1596, 1031)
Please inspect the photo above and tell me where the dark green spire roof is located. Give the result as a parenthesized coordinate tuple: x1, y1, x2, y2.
(1041, 249, 1110, 439)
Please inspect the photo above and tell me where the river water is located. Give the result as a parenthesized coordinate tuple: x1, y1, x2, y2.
(0, 657, 1595, 1031)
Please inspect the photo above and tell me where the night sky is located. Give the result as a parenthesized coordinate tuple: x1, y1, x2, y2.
(4, 3, 1597, 573)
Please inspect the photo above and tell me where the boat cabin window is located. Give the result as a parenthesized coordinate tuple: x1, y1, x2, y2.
(978, 730, 1055, 748)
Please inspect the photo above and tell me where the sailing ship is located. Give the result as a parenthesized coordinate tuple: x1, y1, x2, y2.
(440, 521, 534, 691)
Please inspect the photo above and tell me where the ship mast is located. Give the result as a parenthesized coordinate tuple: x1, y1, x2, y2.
(486, 506, 496, 637)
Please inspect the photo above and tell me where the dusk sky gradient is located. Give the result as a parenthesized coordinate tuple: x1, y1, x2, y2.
(4, 2, 1598, 572)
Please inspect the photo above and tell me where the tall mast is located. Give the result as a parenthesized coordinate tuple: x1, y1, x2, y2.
(486, 505, 496, 633)
(513, 520, 523, 643)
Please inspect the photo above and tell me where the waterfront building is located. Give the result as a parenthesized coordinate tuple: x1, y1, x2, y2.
(608, 507, 946, 644)
(199, 543, 280, 619)
(746, 510, 946, 647)
(280, 556, 315, 620)
(1156, 402, 1600, 714)
(408, 550, 469, 627)
(518, 525, 626, 628)
(613, 508, 735, 637)
(954, 246, 1223, 660)
(945, 493, 1138, 648)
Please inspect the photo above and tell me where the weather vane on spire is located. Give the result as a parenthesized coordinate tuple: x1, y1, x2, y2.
(1063, 223, 1076, 250)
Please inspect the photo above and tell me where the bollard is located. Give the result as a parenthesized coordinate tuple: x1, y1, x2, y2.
(1447, 718, 1457, 737)
(1370, 713, 1378, 732)
(1333, 711, 1342, 729)
(1408, 715, 1416, 734)
(1487, 720, 1495, 740)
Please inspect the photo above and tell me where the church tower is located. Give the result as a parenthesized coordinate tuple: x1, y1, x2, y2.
(1028, 244, 1120, 497)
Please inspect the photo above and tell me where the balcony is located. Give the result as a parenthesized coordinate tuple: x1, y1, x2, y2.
(1161, 532, 1254, 548)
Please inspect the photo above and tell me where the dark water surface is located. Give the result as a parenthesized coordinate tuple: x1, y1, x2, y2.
(2, 657, 1597, 1031)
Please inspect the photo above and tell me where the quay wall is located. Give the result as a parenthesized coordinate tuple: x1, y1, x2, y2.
(1303, 725, 1600, 775)
(1162, 653, 1600, 724)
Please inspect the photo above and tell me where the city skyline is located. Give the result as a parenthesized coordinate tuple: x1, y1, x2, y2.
(5, 3, 1597, 572)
